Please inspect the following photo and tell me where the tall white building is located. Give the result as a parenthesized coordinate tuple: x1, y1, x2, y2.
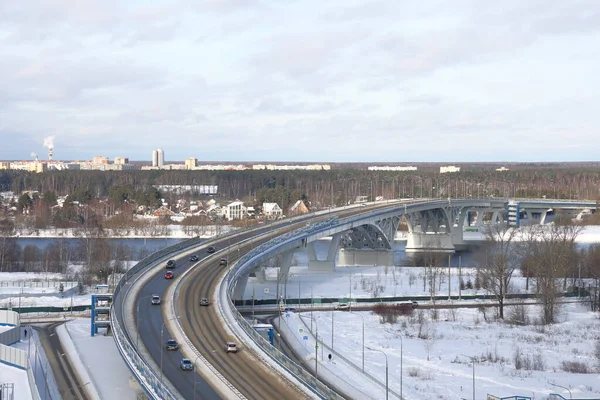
(152, 148, 165, 168)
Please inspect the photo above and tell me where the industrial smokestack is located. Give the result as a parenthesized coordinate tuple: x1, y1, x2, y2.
(30, 152, 38, 161)
(43, 136, 55, 161)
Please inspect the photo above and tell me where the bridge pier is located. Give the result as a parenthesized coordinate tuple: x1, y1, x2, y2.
(337, 248, 394, 266)
(405, 232, 455, 253)
(232, 275, 249, 301)
(306, 234, 342, 272)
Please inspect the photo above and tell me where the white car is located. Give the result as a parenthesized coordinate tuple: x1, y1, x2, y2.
(225, 342, 238, 353)
(334, 303, 350, 310)
(151, 295, 161, 305)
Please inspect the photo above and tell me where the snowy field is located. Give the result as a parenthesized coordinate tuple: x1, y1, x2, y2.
(1, 224, 600, 400)
(0, 363, 31, 400)
(280, 302, 600, 399)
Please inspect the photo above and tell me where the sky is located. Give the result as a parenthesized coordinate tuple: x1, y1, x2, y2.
(1, 1, 599, 163)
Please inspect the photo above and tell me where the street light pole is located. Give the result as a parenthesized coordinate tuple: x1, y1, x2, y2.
(349, 311, 365, 372)
(331, 306, 334, 351)
(193, 355, 201, 400)
(400, 335, 403, 400)
(136, 295, 153, 347)
(64, 381, 90, 399)
(549, 383, 572, 399)
(367, 347, 388, 400)
(461, 354, 476, 400)
(160, 316, 179, 381)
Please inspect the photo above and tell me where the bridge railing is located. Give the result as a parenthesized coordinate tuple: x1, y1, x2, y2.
(111, 235, 204, 400)
(224, 217, 344, 400)
(110, 212, 331, 399)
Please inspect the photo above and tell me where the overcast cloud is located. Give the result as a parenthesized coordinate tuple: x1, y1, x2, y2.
(1, 0, 599, 162)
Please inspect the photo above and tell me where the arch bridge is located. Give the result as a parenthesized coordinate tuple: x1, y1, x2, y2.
(232, 198, 597, 300)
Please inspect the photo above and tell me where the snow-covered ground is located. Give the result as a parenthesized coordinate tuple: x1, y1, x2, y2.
(0, 362, 31, 400)
(9, 223, 233, 239)
(2, 224, 600, 400)
(279, 302, 600, 400)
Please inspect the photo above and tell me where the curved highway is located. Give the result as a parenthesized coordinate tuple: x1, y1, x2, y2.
(133, 204, 402, 399)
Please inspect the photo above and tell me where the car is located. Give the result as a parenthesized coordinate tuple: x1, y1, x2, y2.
(207, 246, 216, 254)
(166, 259, 176, 269)
(225, 342, 238, 353)
(166, 339, 179, 351)
(283, 307, 297, 313)
(164, 271, 174, 279)
(189, 254, 199, 262)
(151, 295, 161, 305)
(200, 297, 210, 306)
(180, 358, 193, 371)
(219, 258, 227, 266)
(334, 303, 350, 311)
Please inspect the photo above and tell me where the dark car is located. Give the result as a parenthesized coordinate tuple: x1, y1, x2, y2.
(166, 339, 178, 351)
(190, 254, 199, 262)
(180, 358, 194, 371)
(164, 271, 174, 279)
(166, 259, 176, 269)
(207, 246, 216, 254)
(219, 258, 227, 266)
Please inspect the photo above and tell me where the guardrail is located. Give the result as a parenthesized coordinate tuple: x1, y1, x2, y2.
(109, 208, 334, 400)
(224, 217, 344, 400)
(111, 235, 205, 400)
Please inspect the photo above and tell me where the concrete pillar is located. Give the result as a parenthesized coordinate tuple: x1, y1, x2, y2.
(405, 232, 455, 253)
(326, 233, 343, 261)
(253, 267, 267, 283)
(337, 249, 394, 267)
(232, 275, 249, 301)
(540, 210, 548, 225)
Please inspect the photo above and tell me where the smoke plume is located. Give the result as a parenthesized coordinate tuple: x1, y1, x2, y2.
(43, 136, 55, 150)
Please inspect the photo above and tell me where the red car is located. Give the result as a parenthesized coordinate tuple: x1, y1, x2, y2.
(164, 271, 174, 279)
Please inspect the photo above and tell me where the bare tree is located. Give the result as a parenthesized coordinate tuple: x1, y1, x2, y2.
(524, 218, 583, 324)
(478, 222, 520, 319)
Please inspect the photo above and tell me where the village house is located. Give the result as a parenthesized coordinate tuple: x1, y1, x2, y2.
(262, 202, 283, 219)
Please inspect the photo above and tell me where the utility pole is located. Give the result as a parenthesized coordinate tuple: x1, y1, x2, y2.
(448, 254, 451, 300)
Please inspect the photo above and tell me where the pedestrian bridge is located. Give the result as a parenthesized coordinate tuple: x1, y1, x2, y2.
(232, 198, 597, 299)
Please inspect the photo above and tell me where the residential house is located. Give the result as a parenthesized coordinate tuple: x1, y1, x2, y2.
(263, 202, 283, 219)
(153, 205, 174, 217)
(223, 201, 245, 221)
(289, 200, 310, 215)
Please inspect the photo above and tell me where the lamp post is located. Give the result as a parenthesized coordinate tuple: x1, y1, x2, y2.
(348, 311, 365, 372)
(301, 315, 319, 378)
(399, 335, 403, 400)
(549, 383, 572, 399)
(461, 354, 476, 400)
(160, 316, 180, 381)
(304, 284, 314, 332)
(193, 355, 202, 400)
(136, 295, 153, 347)
(367, 347, 388, 400)
(63, 381, 90, 400)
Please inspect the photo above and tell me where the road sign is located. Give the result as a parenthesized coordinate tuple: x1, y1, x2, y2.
(298, 328, 304, 334)
(315, 344, 319, 349)
(285, 313, 290, 318)
(303, 336, 309, 341)
(264, 288, 270, 294)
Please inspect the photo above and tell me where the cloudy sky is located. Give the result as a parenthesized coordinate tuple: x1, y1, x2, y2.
(1, 1, 599, 163)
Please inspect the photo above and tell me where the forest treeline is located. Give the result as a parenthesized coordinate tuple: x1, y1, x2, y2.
(1, 167, 599, 209)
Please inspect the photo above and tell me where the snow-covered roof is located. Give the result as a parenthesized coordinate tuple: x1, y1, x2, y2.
(263, 203, 282, 212)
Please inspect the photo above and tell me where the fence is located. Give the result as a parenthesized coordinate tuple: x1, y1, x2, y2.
(0, 310, 41, 400)
(0, 281, 77, 289)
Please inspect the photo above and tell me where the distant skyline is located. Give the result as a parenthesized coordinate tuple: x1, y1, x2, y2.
(1, 1, 599, 163)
